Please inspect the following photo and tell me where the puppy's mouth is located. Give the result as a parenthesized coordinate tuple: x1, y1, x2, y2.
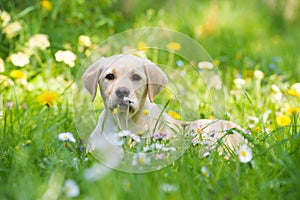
(111, 97, 137, 113)
(117, 102, 130, 111)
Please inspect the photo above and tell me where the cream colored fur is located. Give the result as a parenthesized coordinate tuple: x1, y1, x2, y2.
(83, 54, 245, 154)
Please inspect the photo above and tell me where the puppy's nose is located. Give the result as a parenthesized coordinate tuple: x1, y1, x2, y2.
(115, 87, 130, 98)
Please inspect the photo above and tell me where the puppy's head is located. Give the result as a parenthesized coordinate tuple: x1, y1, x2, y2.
(83, 54, 168, 115)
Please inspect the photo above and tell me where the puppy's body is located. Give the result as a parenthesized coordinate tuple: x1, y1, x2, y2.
(84, 54, 244, 153)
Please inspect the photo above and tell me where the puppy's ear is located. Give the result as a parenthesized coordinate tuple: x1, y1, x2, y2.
(144, 60, 168, 102)
(83, 58, 106, 102)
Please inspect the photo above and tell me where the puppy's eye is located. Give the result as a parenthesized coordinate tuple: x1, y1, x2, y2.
(132, 74, 141, 81)
(105, 74, 115, 80)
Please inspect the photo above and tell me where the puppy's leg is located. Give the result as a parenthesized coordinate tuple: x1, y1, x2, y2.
(86, 112, 105, 152)
(189, 119, 246, 155)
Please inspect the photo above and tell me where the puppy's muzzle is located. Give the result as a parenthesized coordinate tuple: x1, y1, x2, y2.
(114, 87, 136, 112)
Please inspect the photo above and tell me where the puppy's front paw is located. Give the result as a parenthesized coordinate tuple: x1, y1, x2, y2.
(86, 141, 95, 153)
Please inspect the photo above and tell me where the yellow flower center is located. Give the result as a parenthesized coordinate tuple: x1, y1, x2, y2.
(197, 128, 202, 134)
(137, 130, 143, 136)
(143, 109, 149, 116)
(202, 171, 208, 177)
(137, 42, 147, 51)
(167, 42, 181, 51)
(138, 157, 145, 164)
(112, 108, 118, 114)
(241, 150, 247, 157)
(41, 0, 53, 11)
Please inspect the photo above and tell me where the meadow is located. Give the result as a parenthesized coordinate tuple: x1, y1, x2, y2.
(0, 0, 300, 199)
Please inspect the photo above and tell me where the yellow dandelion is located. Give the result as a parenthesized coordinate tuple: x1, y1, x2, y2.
(25, 140, 32, 145)
(167, 42, 181, 51)
(276, 115, 291, 127)
(285, 104, 299, 115)
(9, 70, 26, 79)
(208, 115, 215, 119)
(168, 110, 181, 120)
(287, 89, 300, 97)
(213, 59, 220, 67)
(137, 130, 143, 136)
(288, 83, 300, 97)
(37, 91, 58, 107)
(137, 41, 147, 51)
(41, 0, 53, 11)
(143, 109, 149, 116)
(253, 127, 261, 132)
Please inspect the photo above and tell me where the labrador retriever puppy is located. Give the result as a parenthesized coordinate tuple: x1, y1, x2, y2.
(83, 54, 245, 155)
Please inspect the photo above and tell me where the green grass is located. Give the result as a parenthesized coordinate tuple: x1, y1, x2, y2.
(1, 0, 300, 199)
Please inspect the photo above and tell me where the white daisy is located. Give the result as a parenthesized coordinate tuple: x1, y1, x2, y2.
(0, 57, 4, 72)
(55, 50, 77, 67)
(150, 143, 163, 150)
(84, 163, 111, 182)
(63, 179, 80, 198)
(208, 75, 222, 90)
(201, 166, 210, 177)
(238, 144, 253, 163)
(234, 78, 246, 89)
(28, 34, 50, 50)
(162, 147, 176, 152)
(130, 134, 141, 143)
(132, 153, 150, 166)
(160, 183, 179, 193)
(254, 70, 264, 80)
(192, 135, 201, 145)
(10, 52, 30, 67)
(58, 132, 76, 143)
(2, 21, 22, 38)
(291, 83, 300, 94)
(78, 35, 92, 47)
(116, 130, 132, 137)
(198, 61, 214, 70)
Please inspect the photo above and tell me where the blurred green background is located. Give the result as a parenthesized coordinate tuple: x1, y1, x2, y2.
(1, 0, 299, 80)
